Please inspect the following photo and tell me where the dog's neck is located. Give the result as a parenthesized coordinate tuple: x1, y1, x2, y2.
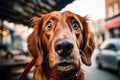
(33, 62, 86, 80)
(44, 69, 81, 80)
(41, 59, 83, 80)
(18, 58, 85, 80)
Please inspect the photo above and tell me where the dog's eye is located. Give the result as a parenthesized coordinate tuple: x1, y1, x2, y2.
(72, 21, 80, 31)
(46, 21, 53, 31)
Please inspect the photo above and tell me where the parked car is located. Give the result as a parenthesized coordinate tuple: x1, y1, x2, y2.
(96, 38, 120, 77)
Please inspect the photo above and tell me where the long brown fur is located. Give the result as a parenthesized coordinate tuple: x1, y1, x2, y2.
(27, 11, 95, 80)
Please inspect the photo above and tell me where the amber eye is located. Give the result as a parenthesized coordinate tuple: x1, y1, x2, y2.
(46, 21, 53, 31)
(72, 21, 80, 31)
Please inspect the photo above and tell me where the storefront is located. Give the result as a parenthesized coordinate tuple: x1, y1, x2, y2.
(106, 21, 120, 38)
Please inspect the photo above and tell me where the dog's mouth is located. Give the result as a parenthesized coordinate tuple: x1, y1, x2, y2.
(55, 59, 77, 74)
(57, 61, 72, 71)
(53, 60, 79, 77)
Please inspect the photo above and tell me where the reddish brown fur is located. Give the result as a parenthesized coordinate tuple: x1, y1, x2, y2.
(27, 11, 95, 80)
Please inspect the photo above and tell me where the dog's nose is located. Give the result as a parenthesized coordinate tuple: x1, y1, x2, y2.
(55, 38, 74, 58)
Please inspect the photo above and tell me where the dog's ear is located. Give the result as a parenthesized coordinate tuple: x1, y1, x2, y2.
(78, 16, 95, 66)
(27, 17, 43, 64)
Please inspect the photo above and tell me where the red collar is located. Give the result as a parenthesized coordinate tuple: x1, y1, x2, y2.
(46, 69, 80, 80)
(18, 58, 80, 80)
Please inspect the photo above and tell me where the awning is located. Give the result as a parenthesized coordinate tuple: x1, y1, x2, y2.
(106, 21, 120, 30)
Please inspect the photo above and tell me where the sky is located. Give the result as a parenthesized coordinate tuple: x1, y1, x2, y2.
(61, 0, 105, 20)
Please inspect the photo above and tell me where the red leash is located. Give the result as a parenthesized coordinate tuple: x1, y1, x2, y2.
(18, 58, 36, 80)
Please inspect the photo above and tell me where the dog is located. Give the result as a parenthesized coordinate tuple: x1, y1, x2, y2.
(27, 11, 95, 80)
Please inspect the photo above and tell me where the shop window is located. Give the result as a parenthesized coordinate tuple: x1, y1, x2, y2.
(113, 28, 119, 35)
(114, 28, 120, 38)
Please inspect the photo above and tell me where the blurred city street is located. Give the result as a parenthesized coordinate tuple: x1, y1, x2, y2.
(85, 65, 119, 80)
(0, 0, 120, 80)
(85, 49, 119, 80)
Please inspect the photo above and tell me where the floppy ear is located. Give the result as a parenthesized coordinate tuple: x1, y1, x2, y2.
(27, 17, 43, 65)
(78, 16, 95, 66)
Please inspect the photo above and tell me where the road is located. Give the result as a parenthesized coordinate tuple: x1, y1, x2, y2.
(84, 50, 119, 80)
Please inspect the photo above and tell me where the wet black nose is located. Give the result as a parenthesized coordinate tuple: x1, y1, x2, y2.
(54, 38, 74, 58)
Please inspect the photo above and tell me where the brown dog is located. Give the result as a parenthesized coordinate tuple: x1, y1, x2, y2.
(27, 11, 95, 80)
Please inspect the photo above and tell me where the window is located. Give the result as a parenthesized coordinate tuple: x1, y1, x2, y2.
(108, 6, 113, 17)
(100, 41, 116, 51)
(114, 0, 119, 15)
(104, 44, 116, 51)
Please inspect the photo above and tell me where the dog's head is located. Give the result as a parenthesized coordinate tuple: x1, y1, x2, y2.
(27, 11, 95, 76)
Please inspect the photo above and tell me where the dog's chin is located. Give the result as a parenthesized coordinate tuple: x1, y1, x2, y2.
(54, 61, 79, 76)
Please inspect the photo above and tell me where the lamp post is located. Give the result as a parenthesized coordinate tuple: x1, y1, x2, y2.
(0, 20, 3, 46)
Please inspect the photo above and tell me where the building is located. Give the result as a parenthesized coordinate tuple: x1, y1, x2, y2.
(105, 0, 120, 38)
